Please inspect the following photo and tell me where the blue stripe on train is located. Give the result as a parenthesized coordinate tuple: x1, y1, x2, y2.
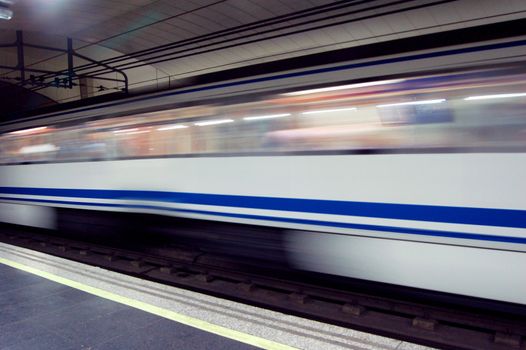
(1, 195, 525, 244)
(1, 187, 526, 229)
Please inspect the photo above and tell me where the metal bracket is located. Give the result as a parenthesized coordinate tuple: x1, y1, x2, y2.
(0, 30, 129, 94)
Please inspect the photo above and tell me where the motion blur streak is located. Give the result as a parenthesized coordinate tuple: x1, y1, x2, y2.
(2, 63, 526, 305)
(464, 92, 526, 100)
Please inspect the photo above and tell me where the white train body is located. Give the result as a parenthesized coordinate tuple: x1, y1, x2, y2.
(1, 37, 526, 305)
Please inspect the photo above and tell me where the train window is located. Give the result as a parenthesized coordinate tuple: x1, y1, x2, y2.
(0, 127, 59, 163)
(0, 135, 15, 164)
(2, 67, 526, 164)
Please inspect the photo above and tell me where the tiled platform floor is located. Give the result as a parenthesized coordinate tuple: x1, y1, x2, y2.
(0, 263, 255, 350)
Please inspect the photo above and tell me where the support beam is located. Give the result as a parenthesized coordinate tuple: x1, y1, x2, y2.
(16, 31, 24, 84)
(67, 38, 74, 89)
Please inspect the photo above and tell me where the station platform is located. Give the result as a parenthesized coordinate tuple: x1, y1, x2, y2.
(0, 262, 254, 349)
(0, 242, 431, 350)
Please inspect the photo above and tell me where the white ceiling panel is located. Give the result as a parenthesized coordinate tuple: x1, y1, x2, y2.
(0, 0, 524, 104)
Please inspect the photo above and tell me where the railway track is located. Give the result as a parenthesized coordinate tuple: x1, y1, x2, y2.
(0, 223, 525, 350)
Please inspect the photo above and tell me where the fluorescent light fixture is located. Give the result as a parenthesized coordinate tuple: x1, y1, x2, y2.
(463, 93, 526, 101)
(20, 144, 58, 154)
(243, 113, 290, 121)
(10, 126, 48, 135)
(113, 128, 138, 134)
(194, 119, 234, 126)
(282, 79, 404, 96)
(376, 99, 446, 108)
(301, 107, 357, 115)
(125, 130, 151, 135)
(0, 7, 13, 20)
(157, 124, 188, 131)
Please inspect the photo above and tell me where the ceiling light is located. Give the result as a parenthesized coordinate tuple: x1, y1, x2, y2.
(124, 130, 151, 135)
(282, 79, 405, 96)
(194, 119, 233, 126)
(376, 99, 446, 108)
(243, 113, 290, 121)
(19, 144, 58, 154)
(9, 126, 47, 135)
(157, 124, 188, 131)
(113, 128, 138, 134)
(301, 107, 357, 115)
(463, 93, 526, 101)
(0, 7, 13, 20)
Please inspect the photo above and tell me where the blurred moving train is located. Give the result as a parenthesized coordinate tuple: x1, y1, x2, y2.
(1, 36, 526, 305)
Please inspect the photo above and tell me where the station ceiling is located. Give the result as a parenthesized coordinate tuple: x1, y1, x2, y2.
(0, 0, 525, 106)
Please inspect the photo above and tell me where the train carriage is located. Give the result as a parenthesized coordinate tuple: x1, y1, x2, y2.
(1, 37, 526, 305)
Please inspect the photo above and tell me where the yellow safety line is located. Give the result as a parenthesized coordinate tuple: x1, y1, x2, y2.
(0, 256, 297, 350)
